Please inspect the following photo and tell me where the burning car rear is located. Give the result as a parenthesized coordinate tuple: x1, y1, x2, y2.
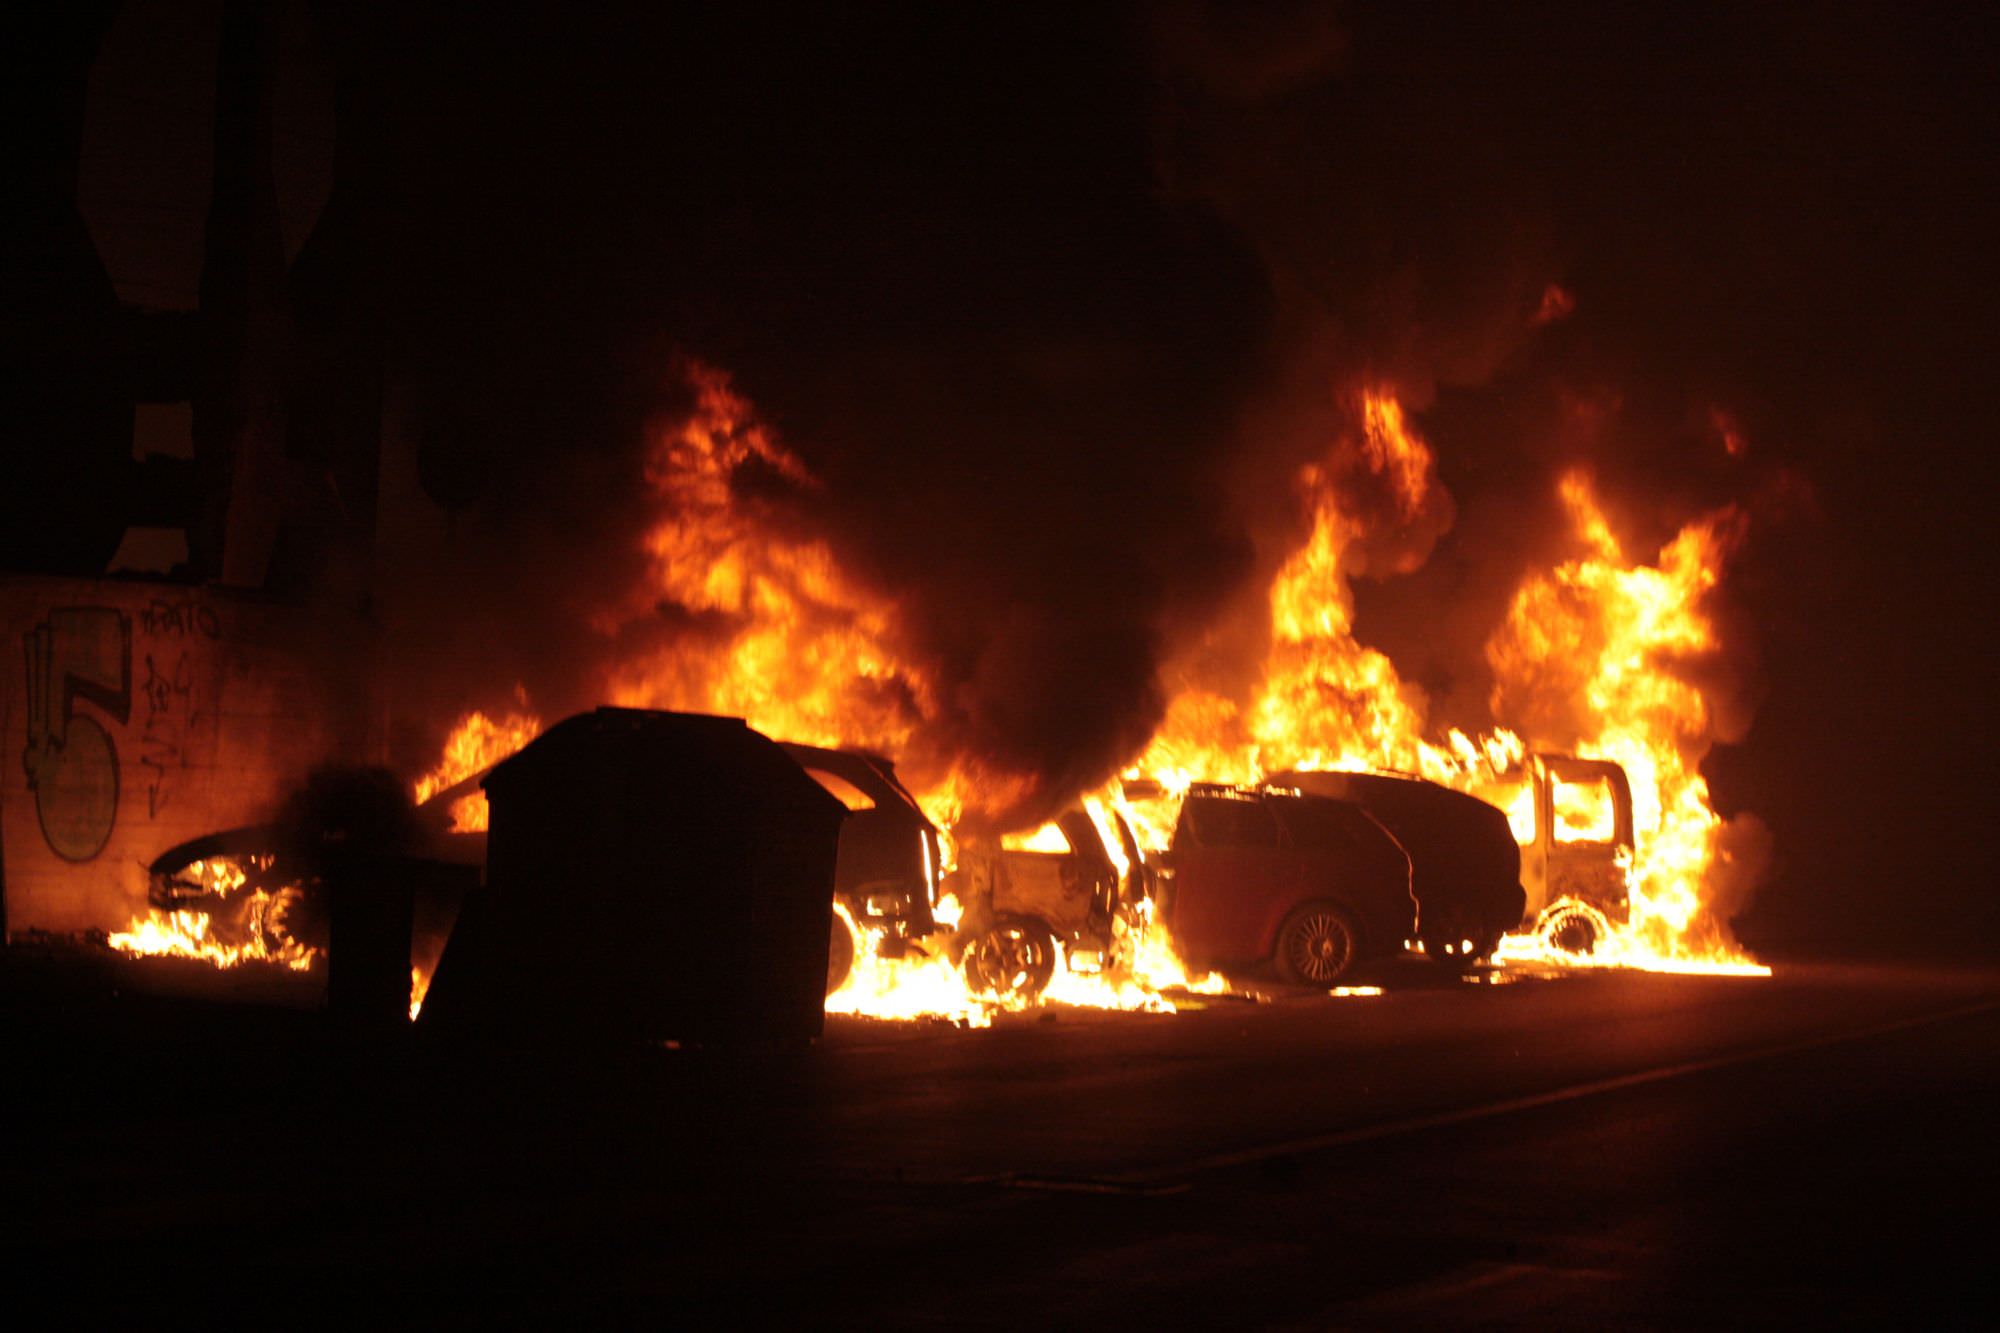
(947, 806, 1146, 999)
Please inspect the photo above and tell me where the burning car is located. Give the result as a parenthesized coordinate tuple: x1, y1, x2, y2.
(780, 742, 944, 994)
(946, 806, 1149, 999)
(1160, 784, 1414, 985)
(1267, 769, 1524, 971)
(1508, 753, 1636, 954)
(144, 826, 326, 966)
(138, 768, 484, 986)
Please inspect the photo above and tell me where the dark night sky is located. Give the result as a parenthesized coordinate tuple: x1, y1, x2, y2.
(15, 2, 2000, 955)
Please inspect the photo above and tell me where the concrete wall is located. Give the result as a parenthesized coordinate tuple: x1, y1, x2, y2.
(1, 576, 365, 937)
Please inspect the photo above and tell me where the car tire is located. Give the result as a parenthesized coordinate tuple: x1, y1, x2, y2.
(1536, 898, 1609, 957)
(962, 913, 1057, 1000)
(1275, 901, 1362, 986)
(826, 908, 858, 995)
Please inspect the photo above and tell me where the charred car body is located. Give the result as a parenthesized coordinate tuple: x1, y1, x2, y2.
(1268, 770, 1524, 970)
(1510, 753, 1635, 953)
(146, 824, 328, 959)
(143, 767, 484, 1004)
(781, 742, 943, 993)
(1161, 785, 1414, 985)
(945, 807, 1150, 999)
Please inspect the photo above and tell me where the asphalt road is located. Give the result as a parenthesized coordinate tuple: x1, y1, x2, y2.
(8, 956, 1998, 1325)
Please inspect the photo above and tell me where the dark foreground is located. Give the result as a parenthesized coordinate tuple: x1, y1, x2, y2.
(7, 954, 1998, 1326)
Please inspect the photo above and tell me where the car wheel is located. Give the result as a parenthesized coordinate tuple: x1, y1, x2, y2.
(962, 914, 1057, 1000)
(1275, 901, 1362, 986)
(1536, 898, 1610, 957)
(826, 908, 857, 995)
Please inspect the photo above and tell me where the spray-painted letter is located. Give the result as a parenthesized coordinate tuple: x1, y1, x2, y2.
(21, 608, 132, 862)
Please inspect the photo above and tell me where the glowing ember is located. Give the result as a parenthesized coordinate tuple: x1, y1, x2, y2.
(1535, 283, 1577, 324)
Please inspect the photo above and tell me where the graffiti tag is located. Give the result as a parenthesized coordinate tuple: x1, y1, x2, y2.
(139, 599, 222, 641)
(135, 650, 197, 818)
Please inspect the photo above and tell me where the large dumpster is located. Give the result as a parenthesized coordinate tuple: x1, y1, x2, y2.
(418, 708, 847, 1047)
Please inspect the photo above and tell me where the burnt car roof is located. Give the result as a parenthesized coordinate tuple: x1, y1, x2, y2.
(1268, 769, 1512, 820)
(778, 741, 931, 823)
(147, 823, 286, 876)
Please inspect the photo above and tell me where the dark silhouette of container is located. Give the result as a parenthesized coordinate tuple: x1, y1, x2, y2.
(323, 852, 414, 1032)
(418, 708, 847, 1047)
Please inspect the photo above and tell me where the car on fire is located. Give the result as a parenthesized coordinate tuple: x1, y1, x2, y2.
(945, 806, 1152, 999)
(143, 767, 483, 976)
(1509, 753, 1635, 954)
(779, 742, 945, 993)
(1160, 784, 1414, 985)
(1266, 769, 1525, 970)
(145, 824, 329, 958)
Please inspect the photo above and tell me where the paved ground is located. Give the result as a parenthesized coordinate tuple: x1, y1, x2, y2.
(7, 951, 1998, 1325)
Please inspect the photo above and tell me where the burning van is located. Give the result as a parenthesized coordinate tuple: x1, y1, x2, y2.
(1160, 785, 1414, 986)
(1266, 769, 1524, 970)
(1506, 753, 1636, 954)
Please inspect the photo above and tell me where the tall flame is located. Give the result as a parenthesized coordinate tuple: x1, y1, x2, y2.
(1130, 389, 1509, 788)
(603, 363, 937, 761)
(1485, 472, 1748, 956)
(1126, 388, 1761, 971)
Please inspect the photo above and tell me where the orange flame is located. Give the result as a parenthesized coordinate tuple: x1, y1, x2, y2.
(413, 710, 543, 832)
(109, 858, 320, 973)
(1486, 471, 1750, 958)
(396, 375, 1768, 1029)
(1124, 390, 1765, 974)
(603, 363, 939, 760)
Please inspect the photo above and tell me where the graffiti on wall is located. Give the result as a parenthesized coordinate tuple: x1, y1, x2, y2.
(135, 598, 218, 818)
(17, 599, 225, 861)
(21, 607, 131, 861)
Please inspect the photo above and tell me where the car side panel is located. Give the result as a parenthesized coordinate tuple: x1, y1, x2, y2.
(1168, 840, 1298, 969)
